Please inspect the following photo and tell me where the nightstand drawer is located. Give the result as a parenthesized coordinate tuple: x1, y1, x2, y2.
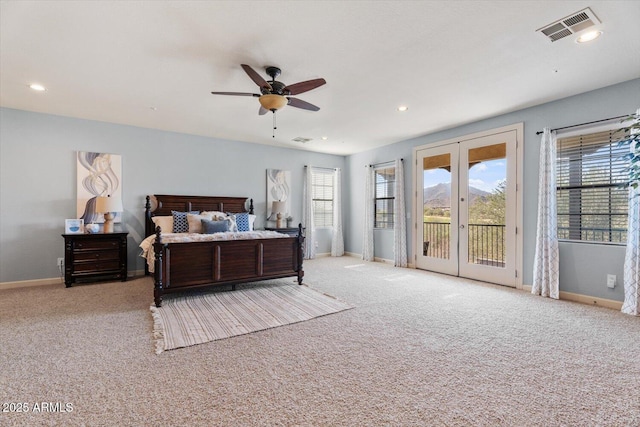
(74, 250, 120, 262)
(62, 231, 128, 287)
(74, 239, 120, 251)
(73, 260, 121, 273)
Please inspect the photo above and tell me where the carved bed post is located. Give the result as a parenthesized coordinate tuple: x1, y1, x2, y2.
(153, 226, 164, 307)
(144, 196, 152, 276)
(249, 198, 254, 214)
(296, 223, 305, 285)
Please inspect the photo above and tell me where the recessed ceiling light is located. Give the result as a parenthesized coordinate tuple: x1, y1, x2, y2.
(29, 83, 46, 91)
(321, 136, 328, 140)
(576, 30, 602, 43)
(397, 105, 408, 112)
(150, 106, 157, 111)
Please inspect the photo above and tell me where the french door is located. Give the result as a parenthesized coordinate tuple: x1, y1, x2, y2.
(414, 128, 519, 287)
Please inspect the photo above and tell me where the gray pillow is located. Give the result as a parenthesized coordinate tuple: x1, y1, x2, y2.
(201, 218, 229, 234)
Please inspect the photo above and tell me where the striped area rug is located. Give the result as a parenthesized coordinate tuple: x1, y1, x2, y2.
(150, 282, 353, 354)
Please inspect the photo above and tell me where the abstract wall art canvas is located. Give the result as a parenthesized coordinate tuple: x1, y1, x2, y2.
(77, 151, 122, 224)
(266, 169, 291, 218)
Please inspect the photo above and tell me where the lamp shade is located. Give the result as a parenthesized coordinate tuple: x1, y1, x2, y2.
(268, 200, 286, 221)
(95, 196, 123, 213)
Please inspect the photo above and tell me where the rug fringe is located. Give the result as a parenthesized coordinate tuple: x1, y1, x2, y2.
(149, 304, 165, 355)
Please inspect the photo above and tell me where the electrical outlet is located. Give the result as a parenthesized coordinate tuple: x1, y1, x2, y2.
(315, 241, 319, 248)
(606, 274, 616, 289)
(57, 258, 64, 268)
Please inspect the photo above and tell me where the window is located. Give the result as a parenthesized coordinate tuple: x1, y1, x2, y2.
(312, 170, 334, 227)
(375, 167, 395, 229)
(556, 127, 630, 243)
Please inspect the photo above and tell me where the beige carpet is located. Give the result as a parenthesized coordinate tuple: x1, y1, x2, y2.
(1, 257, 639, 426)
(151, 282, 353, 354)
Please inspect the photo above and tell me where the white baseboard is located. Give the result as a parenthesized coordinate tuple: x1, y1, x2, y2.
(342, 252, 414, 268)
(374, 256, 394, 265)
(0, 277, 63, 290)
(522, 284, 623, 310)
(1, 270, 147, 291)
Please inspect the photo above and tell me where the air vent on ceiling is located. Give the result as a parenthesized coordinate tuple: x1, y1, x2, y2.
(292, 137, 313, 143)
(537, 7, 600, 42)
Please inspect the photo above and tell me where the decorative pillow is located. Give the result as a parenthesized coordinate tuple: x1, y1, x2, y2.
(224, 215, 238, 232)
(234, 212, 251, 232)
(187, 213, 216, 233)
(171, 210, 200, 233)
(151, 216, 173, 233)
(201, 218, 230, 234)
(201, 211, 227, 218)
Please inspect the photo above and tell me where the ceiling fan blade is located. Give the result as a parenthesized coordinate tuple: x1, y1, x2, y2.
(241, 64, 272, 91)
(259, 106, 268, 115)
(287, 97, 320, 111)
(284, 78, 326, 95)
(211, 91, 260, 97)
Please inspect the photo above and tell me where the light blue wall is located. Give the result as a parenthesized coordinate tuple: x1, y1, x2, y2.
(2, 78, 638, 303)
(344, 78, 640, 302)
(0, 108, 344, 282)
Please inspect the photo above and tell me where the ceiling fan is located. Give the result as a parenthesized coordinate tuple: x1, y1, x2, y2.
(211, 64, 326, 116)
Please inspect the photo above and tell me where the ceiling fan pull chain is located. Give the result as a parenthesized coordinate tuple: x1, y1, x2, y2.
(272, 111, 277, 138)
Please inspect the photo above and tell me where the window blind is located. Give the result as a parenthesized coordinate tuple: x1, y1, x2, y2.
(312, 170, 334, 227)
(375, 167, 395, 229)
(556, 128, 629, 243)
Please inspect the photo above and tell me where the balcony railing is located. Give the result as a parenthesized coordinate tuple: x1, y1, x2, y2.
(422, 222, 451, 259)
(467, 224, 505, 267)
(423, 222, 505, 267)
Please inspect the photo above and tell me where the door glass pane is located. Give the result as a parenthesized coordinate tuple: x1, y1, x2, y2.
(423, 154, 451, 259)
(467, 143, 506, 267)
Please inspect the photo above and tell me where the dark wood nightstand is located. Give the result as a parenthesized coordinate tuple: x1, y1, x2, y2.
(62, 232, 128, 287)
(265, 227, 302, 237)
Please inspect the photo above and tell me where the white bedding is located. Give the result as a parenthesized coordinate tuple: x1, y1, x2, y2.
(139, 230, 291, 272)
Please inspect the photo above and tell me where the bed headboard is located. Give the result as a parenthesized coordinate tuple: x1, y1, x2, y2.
(145, 194, 254, 237)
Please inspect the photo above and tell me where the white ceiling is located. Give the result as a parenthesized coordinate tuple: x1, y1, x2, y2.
(1, 1, 639, 155)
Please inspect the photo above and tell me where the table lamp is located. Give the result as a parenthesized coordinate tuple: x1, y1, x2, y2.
(95, 195, 123, 233)
(269, 200, 286, 228)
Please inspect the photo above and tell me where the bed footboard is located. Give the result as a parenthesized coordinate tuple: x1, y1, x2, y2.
(153, 224, 305, 307)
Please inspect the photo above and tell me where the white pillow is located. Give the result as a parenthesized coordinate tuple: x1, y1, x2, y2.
(187, 213, 216, 233)
(151, 216, 173, 233)
(225, 215, 238, 232)
(248, 214, 256, 231)
(201, 211, 227, 218)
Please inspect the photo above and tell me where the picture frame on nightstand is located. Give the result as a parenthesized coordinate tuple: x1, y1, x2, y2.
(65, 218, 84, 234)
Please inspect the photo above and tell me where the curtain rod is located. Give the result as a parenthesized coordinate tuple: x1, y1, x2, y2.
(535, 115, 628, 135)
(305, 165, 337, 171)
(367, 158, 403, 167)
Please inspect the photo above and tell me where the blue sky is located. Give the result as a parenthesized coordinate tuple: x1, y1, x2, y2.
(424, 159, 506, 193)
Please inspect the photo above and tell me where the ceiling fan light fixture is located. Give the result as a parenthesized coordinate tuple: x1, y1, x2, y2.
(259, 94, 288, 111)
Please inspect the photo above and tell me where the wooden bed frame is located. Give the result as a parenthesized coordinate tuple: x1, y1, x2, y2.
(145, 195, 304, 307)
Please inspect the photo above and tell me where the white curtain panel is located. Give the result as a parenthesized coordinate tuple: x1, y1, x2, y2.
(622, 109, 640, 316)
(302, 166, 316, 260)
(363, 166, 375, 261)
(532, 128, 560, 299)
(393, 159, 407, 267)
(331, 168, 344, 257)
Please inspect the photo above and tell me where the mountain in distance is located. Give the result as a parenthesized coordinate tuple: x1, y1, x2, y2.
(423, 183, 490, 208)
